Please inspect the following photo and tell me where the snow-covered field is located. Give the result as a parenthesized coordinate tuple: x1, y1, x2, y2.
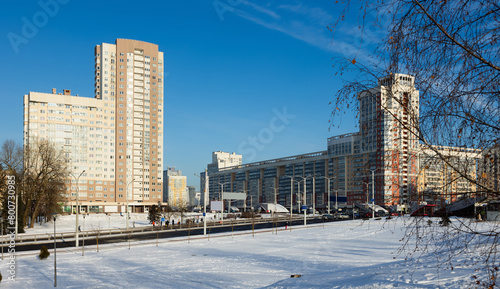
(19, 212, 218, 235)
(0, 216, 490, 288)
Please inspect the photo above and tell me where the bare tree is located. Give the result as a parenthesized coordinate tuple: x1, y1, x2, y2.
(162, 204, 175, 229)
(23, 139, 68, 228)
(0, 140, 26, 233)
(91, 224, 103, 253)
(0, 139, 68, 231)
(330, 0, 499, 287)
(178, 201, 190, 226)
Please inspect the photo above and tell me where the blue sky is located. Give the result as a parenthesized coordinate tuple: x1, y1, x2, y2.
(0, 0, 378, 190)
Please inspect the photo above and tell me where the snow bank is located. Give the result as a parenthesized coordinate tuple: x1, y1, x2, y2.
(1, 217, 491, 288)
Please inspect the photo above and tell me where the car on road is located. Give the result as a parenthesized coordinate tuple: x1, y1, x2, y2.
(322, 214, 335, 221)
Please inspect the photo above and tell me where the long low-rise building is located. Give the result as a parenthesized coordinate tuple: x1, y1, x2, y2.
(202, 74, 480, 212)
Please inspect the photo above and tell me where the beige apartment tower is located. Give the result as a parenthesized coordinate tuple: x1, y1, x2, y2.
(24, 39, 164, 213)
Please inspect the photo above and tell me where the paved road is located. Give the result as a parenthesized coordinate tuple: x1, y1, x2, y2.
(10, 217, 342, 253)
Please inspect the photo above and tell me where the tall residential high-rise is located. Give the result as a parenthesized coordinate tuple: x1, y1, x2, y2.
(23, 39, 164, 213)
(357, 74, 420, 205)
(328, 74, 420, 205)
(95, 39, 164, 207)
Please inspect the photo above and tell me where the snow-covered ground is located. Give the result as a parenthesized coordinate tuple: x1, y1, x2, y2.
(20, 212, 219, 235)
(0, 216, 489, 288)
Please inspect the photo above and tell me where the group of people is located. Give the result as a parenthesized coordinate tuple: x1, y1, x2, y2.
(151, 218, 206, 228)
(151, 219, 178, 227)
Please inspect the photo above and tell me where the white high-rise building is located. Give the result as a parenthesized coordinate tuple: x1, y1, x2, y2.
(23, 39, 164, 213)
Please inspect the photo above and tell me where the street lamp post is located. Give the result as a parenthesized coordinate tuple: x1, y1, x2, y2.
(0, 217, 3, 260)
(215, 181, 230, 225)
(242, 190, 247, 212)
(244, 194, 252, 211)
(70, 170, 85, 248)
(82, 215, 85, 256)
(335, 189, 338, 211)
(318, 176, 336, 215)
(293, 178, 305, 225)
(15, 190, 18, 240)
(203, 171, 208, 235)
(295, 176, 314, 225)
(270, 186, 278, 206)
(303, 178, 306, 225)
(126, 179, 135, 230)
(364, 182, 370, 204)
(283, 176, 294, 221)
(194, 172, 209, 236)
(312, 177, 316, 218)
(53, 214, 57, 287)
(371, 169, 376, 219)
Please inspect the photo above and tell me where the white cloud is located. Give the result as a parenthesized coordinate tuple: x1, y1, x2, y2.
(241, 0, 280, 19)
(230, 1, 377, 62)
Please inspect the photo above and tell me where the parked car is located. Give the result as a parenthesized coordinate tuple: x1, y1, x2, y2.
(322, 214, 335, 221)
(344, 210, 360, 219)
(307, 208, 320, 214)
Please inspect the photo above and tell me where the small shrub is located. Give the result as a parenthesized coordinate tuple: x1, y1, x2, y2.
(439, 215, 451, 227)
(241, 212, 256, 218)
(39, 246, 50, 260)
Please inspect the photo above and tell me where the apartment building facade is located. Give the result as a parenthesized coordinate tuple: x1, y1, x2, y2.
(479, 146, 500, 196)
(24, 39, 164, 213)
(418, 146, 480, 204)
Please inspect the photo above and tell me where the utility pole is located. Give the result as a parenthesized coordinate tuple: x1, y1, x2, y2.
(126, 179, 135, 230)
(71, 170, 85, 248)
(371, 169, 376, 218)
(53, 214, 57, 287)
(284, 176, 294, 222)
(204, 170, 208, 235)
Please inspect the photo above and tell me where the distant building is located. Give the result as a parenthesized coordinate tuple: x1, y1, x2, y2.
(23, 39, 164, 213)
(194, 191, 201, 206)
(479, 146, 500, 196)
(187, 186, 197, 206)
(164, 167, 188, 207)
(200, 152, 242, 206)
(208, 151, 242, 175)
(202, 74, 479, 211)
(418, 146, 480, 204)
